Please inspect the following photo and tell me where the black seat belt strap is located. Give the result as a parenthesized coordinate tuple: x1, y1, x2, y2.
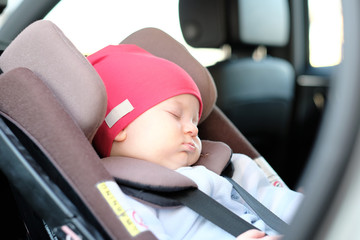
(225, 177, 288, 234)
(162, 188, 258, 237)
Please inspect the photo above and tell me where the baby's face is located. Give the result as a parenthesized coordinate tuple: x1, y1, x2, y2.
(110, 94, 202, 170)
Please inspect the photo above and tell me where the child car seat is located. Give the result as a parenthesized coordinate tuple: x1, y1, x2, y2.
(0, 20, 287, 239)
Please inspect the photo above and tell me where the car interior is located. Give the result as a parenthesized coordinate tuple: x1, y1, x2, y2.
(1, 0, 358, 240)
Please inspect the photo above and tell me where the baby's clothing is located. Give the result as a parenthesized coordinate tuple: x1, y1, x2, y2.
(122, 153, 303, 240)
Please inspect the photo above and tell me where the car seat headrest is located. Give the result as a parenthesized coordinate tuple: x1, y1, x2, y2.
(179, 0, 290, 48)
(120, 27, 217, 123)
(237, 0, 290, 46)
(0, 20, 107, 141)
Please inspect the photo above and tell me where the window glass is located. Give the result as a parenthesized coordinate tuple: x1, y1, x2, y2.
(45, 0, 227, 66)
(0, 0, 23, 28)
(308, 0, 343, 67)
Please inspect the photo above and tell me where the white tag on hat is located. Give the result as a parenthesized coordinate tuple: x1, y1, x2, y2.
(105, 99, 134, 128)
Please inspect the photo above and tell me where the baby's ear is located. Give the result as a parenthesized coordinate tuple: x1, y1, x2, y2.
(114, 130, 127, 142)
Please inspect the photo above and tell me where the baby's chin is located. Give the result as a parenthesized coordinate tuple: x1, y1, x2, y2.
(165, 153, 201, 170)
(181, 152, 201, 168)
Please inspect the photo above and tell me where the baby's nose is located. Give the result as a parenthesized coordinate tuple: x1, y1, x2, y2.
(184, 121, 199, 136)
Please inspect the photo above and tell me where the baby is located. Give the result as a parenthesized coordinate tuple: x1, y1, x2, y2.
(88, 44, 302, 240)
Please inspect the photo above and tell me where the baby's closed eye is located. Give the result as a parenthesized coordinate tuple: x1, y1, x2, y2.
(166, 109, 182, 119)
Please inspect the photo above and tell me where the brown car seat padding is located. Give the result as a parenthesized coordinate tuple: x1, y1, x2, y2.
(199, 105, 260, 159)
(0, 20, 107, 141)
(0, 67, 157, 240)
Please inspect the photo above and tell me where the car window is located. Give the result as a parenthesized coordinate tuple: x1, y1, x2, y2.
(44, 0, 228, 67)
(0, 0, 23, 27)
(308, 0, 343, 67)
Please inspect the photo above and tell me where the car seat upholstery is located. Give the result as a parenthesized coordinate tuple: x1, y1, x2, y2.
(179, 0, 295, 182)
(0, 20, 107, 141)
(0, 20, 287, 239)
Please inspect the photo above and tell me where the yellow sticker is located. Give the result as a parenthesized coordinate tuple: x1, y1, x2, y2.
(97, 182, 141, 237)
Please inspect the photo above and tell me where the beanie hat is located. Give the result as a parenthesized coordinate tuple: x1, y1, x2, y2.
(88, 45, 203, 157)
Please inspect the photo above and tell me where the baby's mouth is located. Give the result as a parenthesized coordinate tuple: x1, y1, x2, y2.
(183, 142, 196, 152)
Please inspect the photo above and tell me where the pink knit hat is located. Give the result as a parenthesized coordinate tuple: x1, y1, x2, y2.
(88, 45, 203, 157)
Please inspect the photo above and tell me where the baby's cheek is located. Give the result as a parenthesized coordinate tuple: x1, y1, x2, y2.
(196, 136, 202, 149)
(195, 137, 202, 158)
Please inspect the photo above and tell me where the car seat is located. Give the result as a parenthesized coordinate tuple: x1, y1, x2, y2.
(0, 20, 287, 239)
(179, 0, 295, 182)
